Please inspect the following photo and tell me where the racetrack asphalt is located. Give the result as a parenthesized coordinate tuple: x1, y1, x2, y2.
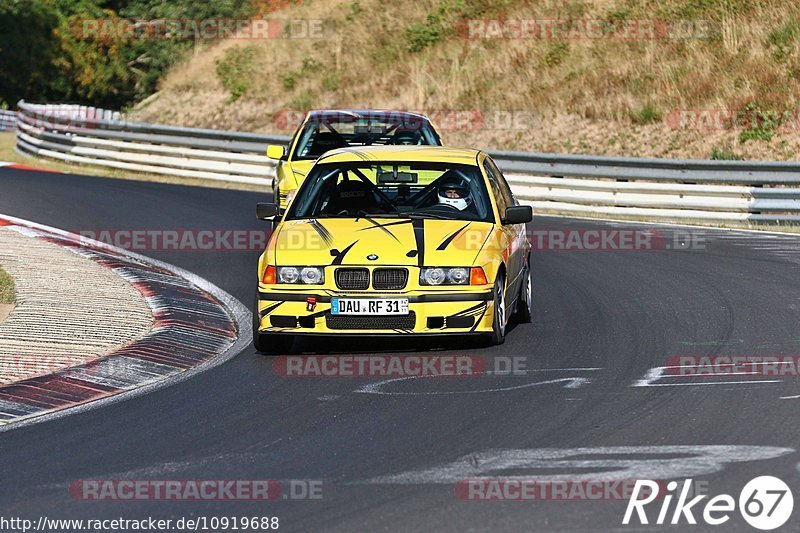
(0, 167, 799, 531)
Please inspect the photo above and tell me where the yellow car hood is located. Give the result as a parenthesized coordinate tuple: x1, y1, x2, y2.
(272, 217, 494, 267)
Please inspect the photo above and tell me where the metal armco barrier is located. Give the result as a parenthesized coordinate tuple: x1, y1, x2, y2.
(15, 101, 286, 186)
(13, 101, 800, 224)
(0, 109, 16, 131)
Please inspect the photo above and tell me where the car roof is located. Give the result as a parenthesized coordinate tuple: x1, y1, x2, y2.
(306, 109, 430, 121)
(316, 146, 482, 166)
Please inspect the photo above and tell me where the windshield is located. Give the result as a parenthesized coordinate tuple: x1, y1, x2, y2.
(291, 114, 441, 160)
(285, 162, 493, 222)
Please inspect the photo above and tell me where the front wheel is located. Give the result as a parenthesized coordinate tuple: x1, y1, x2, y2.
(513, 258, 532, 323)
(488, 273, 507, 345)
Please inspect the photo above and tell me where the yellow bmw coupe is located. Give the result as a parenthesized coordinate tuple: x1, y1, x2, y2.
(266, 110, 443, 212)
(254, 146, 532, 354)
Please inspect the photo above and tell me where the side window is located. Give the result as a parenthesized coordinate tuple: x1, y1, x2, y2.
(287, 127, 303, 159)
(483, 160, 508, 217)
(486, 157, 516, 207)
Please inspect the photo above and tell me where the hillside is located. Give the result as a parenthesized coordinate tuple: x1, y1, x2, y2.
(130, 0, 800, 160)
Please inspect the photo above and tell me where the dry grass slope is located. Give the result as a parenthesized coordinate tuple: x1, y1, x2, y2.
(131, 0, 800, 160)
(0, 265, 14, 305)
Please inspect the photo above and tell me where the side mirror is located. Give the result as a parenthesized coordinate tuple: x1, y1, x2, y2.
(266, 145, 286, 160)
(256, 203, 279, 220)
(502, 205, 533, 225)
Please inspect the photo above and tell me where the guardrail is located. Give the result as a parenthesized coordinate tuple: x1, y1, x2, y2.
(0, 110, 16, 131)
(490, 151, 800, 223)
(15, 101, 286, 186)
(13, 101, 800, 224)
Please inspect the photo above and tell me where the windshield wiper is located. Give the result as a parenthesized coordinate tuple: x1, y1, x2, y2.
(304, 212, 412, 220)
(362, 212, 411, 218)
(407, 213, 453, 220)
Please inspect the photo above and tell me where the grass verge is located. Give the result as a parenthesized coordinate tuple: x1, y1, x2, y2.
(0, 265, 14, 305)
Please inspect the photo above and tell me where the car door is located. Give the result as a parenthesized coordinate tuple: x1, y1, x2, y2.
(483, 156, 528, 304)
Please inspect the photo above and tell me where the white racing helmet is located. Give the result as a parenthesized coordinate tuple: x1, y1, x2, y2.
(437, 174, 472, 211)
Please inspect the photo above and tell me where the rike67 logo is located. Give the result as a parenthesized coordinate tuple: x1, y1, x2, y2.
(623, 476, 793, 530)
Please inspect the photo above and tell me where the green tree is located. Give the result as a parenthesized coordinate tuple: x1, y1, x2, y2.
(0, 0, 254, 108)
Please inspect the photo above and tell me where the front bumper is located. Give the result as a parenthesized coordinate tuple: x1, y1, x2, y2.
(256, 288, 495, 335)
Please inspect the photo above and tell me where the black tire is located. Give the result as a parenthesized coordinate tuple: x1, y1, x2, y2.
(253, 295, 293, 354)
(513, 257, 533, 324)
(489, 272, 507, 345)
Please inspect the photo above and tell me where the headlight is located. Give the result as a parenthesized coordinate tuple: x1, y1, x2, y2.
(300, 266, 323, 284)
(420, 268, 446, 286)
(447, 267, 469, 284)
(420, 267, 470, 286)
(277, 266, 324, 284)
(278, 266, 299, 283)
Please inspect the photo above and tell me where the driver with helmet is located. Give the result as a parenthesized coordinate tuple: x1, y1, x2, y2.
(437, 173, 475, 213)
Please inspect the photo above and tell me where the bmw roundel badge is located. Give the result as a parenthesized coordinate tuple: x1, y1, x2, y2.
(367, 254, 379, 261)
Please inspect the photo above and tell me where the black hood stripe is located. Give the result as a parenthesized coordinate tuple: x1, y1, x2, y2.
(366, 219, 413, 228)
(411, 218, 425, 268)
(437, 223, 471, 251)
(331, 240, 358, 265)
(310, 220, 334, 247)
(357, 219, 413, 233)
(361, 217, 402, 242)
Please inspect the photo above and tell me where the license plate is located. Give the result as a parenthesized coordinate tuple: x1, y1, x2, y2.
(331, 298, 409, 315)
